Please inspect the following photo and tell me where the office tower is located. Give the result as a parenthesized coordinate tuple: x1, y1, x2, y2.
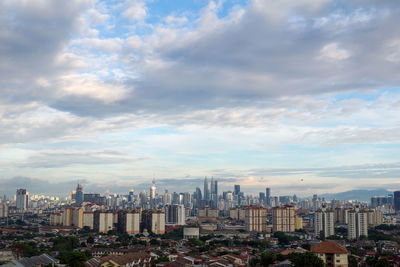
(293, 194, 298, 203)
(0, 203, 8, 218)
(165, 204, 186, 225)
(16, 189, 28, 211)
(141, 210, 165, 234)
(394, 191, 400, 211)
(259, 192, 265, 204)
(210, 177, 218, 208)
(315, 207, 335, 238)
(348, 210, 368, 240)
(71, 190, 76, 202)
(84, 193, 106, 205)
(76, 184, 83, 205)
(203, 177, 210, 201)
(118, 210, 140, 234)
(128, 189, 134, 202)
(194, 187, 202, 208)
(272, 205, 295, 232)
(150, 179, 156, 208)
(94, 211, 114, 233)
(245, 206, 267, 232)
(266, 187, 271, 206)
(234, 185, 240, 196)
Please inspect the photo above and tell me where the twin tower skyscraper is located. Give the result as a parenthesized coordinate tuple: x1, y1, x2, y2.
(203, 177, 218, 208)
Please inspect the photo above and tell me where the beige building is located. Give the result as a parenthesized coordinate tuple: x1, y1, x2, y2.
(245, 206, 267, 232)
(0, 203, 8, 218)
(367, 209, 383, 227)
(315, 207, 335, 238)
(348, 210, 368, 240)
(50, 212, 63, 225)
(94, 211, 114, 233)
(272, 205, 295, 232)
(142, 210, 165, 235)
(295, 215, 303, 230)
(198, 207, 218, 218)
(229, 208, 246, 221)
(72, 207, 84, 228)
(62, 207, 74, 226)
(311, 241, 349, 267)
(83, 211, 94, 229)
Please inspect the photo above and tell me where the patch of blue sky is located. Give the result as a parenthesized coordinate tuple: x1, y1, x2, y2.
(319, 87, 400, 104)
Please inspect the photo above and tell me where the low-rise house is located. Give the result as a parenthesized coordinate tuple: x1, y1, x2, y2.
(311, 241, 349, 267)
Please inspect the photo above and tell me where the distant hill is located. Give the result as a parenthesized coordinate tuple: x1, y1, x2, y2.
(317, 189, 391, 202)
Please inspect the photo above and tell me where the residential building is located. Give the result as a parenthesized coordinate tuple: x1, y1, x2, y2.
(245, 206, 267, 232)
(311, 241, 349, 267)
(315, 207, 335, 238)
(272, 205, 295, 232)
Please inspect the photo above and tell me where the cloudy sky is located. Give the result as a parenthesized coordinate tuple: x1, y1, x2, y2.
(0, 0, 400, 197)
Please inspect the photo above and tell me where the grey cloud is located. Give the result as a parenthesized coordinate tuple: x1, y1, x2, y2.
(16, 150, 151, 168)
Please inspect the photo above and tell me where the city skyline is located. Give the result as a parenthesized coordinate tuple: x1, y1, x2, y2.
(0, 0, 400, 195)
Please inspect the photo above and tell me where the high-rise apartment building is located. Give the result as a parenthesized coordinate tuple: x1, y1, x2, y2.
(16, 189, 28, 211)
(118, 210, 140, 234)
(72, 207, 84, 228)
(245, 206, 267, 232)
(315, 207, 335, 238)
(0, 203, 8, 218)
(272, 205, 295, 232)
(367, 209, 383, 227)
(94, 211, 114, 233)
(348, 210, 368, 240)
(141, 210, 165, 235)
(165, 204, 186, 225)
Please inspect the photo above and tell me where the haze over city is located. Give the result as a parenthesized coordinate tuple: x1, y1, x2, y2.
(1, 0, 400, 197)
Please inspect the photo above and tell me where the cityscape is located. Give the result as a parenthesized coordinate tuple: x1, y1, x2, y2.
(1, 179, 400, 266)
(1, 0, 400, 266)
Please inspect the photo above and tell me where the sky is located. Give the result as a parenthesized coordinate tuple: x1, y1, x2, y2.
(0, 0, 400, 197)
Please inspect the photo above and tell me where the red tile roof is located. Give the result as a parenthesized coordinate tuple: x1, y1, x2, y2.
(311, 241, 348, 254)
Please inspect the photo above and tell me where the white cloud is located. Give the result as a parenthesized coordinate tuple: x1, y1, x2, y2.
(318, 43, 351, 61)
(122, 0, 147, 22)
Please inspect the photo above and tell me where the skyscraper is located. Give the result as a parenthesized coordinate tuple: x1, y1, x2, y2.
(203, 177, 210, 201)
(394, 191, 400, 211)
(210, 177, 218, 208)
(76, 183, 83, 205)
(16, 189, 28, 211)
(150, 179, 156, 208)
(234, 185, 240, 195)
(266, 187, 271, 206)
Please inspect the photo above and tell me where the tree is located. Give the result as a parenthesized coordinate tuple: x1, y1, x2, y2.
(260, 252, 276, 267)
(288, 252, 324, 267)
(57, 251, 88, 267)
(87, 236, 95, 244)
(376, 258, 390, 267)
(348, 255, 358, 267)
